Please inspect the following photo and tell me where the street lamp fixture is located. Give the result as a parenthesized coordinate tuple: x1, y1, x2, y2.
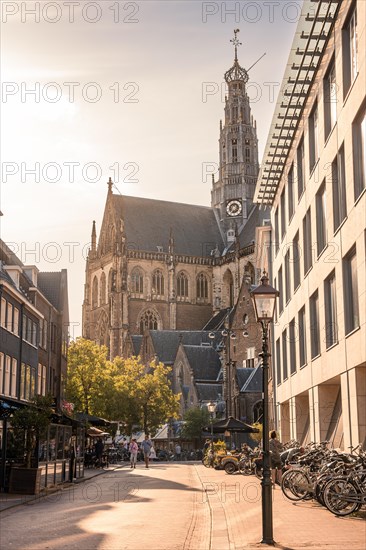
(250, 271, 279, 546)
(207, 401, 216, 450)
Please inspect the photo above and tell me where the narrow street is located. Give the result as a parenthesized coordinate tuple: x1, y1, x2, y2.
(0, 463, 365, 550)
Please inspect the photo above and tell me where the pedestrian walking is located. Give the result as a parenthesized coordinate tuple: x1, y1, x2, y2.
(149, 443, 157, 461)
(269, 430, 283, 486)
(95, 438, 104, 468)
(141, 435, 152, 468)
(175, 443, 182, 461)
(129, 438, 138, 468)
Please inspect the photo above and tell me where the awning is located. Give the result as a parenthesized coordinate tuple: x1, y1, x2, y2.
(75, 413, 111, 426)
(207, 416, 259, 434)
(87, 426, 110, 437)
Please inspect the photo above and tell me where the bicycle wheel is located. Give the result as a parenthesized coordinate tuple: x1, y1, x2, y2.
(314, 474, 332, 507)
(323, 478, 360, 516)
(239, 459, 252, 475)
(281, 469, 311, 501)
(202, 456, 211, 468)
(254, 464, 263, 480)
(224, 462, 237, 475)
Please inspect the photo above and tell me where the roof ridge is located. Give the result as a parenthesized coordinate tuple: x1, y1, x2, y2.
(115, 194, 212, 210)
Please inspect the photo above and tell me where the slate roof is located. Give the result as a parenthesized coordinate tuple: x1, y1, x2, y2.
(149, 330, 221, 364)
(131, 335, 142, 355)
(38, 272, 63, 310)
(113, 195, 225, 257)
(203, 307, 233, 330)
(196, 383, 223, 402)
(236, 367, 262, 392)
(238, 204, 269, 248)
(183, 344, 221, 381)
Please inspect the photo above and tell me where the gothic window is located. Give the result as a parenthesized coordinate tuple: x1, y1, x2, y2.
(131, 267, 144, 295)
(177, 272, 189, 301)
(196, 272, 209, 302)
(244, 262, 255, 285)
(139, 309, 160, 334)
(99, 272, 106, 305)
(92, 276, 98, 309)
(253, 401, 263, 423)
(245, 147, 250, 162)
(97, 314, 109, 350)
(152, 270, 164, 297)
(223, 269, 234, 307)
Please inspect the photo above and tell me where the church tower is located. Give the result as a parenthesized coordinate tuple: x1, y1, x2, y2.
(211, 29, 259, 245)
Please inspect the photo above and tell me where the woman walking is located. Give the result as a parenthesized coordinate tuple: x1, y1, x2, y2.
(129, 438, 138, 468)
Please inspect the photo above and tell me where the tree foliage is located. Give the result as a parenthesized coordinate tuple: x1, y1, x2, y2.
(181, 407, 210, 440)
(65, 339, 180, 435)
(11, 394, 54, 467)
(250, 422, 263, 444)
(102, 357, 180, 435)
(65, 337, 110, 415)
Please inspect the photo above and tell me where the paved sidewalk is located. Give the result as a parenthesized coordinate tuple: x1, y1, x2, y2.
(0, 462, 126, 512)
(193, 465, 366, 549)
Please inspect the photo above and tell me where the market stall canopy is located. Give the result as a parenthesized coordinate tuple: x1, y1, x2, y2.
(209, 416, 259, 434)
(87, 426, 110, 437)
(153, 421, 184, 440)
(75, 413, 111, 427)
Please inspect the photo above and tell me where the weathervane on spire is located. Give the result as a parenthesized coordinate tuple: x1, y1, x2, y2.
(230, 29, 242, 61)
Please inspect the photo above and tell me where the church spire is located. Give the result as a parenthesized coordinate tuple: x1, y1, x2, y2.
(224, 29, 248, 84)
(90, 220, 97, 259)
(231, 28, 241, 62)
(211, 29, 259, 243)
(107, 177, 113, 194)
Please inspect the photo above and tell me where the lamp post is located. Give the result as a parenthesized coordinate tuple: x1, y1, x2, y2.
(250, 271, 279, 546)
(207, 401, 216, 450)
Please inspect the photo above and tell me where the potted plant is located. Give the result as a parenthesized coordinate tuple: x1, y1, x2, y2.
(9, 395, 53, 495)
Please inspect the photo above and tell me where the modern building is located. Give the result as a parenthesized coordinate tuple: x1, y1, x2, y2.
(255, 0, 365, 449)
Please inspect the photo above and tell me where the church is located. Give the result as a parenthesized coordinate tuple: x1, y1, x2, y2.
(82, 31, 269, 360)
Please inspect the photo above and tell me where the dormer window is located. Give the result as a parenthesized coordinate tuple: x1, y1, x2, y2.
(227, 229, 235, 242)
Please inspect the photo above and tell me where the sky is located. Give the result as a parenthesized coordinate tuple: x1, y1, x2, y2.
(0, 0, 303, 337)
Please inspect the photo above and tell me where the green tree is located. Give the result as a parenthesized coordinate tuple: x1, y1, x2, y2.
(65, 337, 110, 415)
(11, 394, 54, 467)
(104, 357, 180, 435)
(250, 422, 263, 445)
(181, 406, 210, 440)
(65, 340, 179, 435)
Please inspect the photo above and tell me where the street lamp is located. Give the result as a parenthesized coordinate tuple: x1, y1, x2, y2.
(250, 271, 279, 546)
(207, 401, 216, 450)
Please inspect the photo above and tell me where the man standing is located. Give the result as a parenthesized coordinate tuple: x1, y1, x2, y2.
(141, 435, 152, 468)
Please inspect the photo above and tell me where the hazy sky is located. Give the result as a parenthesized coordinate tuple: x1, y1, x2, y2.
(1, 0, 302, 337)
